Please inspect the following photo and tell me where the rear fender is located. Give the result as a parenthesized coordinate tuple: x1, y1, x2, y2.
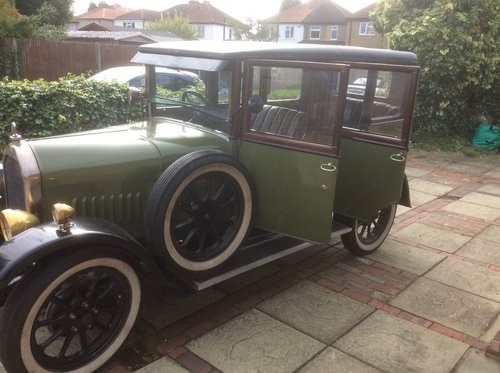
(0, 217, 162, 292)
(398, 174, 411, 208)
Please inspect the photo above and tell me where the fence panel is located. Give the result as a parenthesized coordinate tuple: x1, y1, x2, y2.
(0, 39, 140, 81)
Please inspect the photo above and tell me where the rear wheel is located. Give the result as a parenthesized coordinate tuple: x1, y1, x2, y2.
(341, 203, 397, 256)
(0, 248, 141, 373)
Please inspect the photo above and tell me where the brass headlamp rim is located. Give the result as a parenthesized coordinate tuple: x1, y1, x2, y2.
(0, 209, 40, 241)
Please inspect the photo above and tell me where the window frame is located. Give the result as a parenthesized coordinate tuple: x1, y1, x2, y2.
(331, 25, 339, 40)
(284, 26, 295, 39)
(359, 22, 375, 36)
(309, 26, 321, 40)
(241, 59, 349, 156)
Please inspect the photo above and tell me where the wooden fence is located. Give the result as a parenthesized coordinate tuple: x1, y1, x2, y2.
(0, 39, 139, 81)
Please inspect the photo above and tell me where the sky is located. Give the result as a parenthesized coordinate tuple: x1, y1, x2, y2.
(71, 0, 376, 23)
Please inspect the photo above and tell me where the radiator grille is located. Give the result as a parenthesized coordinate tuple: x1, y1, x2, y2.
(4, 156, 26, 210)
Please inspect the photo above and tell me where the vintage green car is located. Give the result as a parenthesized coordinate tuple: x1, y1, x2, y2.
(0, 41, 419, 372)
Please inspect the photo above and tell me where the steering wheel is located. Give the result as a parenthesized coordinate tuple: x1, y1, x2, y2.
(181, 90, 212, 107)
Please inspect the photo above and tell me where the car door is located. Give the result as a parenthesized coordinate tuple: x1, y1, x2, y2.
(334, 65, 419, 221)
(238, 60, 348, 244)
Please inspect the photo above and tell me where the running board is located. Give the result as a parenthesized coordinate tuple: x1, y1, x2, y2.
(185, 221, 351, 291)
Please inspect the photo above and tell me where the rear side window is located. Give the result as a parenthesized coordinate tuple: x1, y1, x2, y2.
(344, 68, 413, 139)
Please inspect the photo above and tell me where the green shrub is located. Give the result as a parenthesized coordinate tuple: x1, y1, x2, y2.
(0, 74, 143, 146)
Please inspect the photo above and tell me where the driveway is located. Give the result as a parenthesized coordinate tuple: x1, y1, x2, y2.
(96, 149, 500, 373)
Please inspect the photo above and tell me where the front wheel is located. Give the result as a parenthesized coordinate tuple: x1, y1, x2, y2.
(340, 203, 397, 256)
(0, 248, 141, 373)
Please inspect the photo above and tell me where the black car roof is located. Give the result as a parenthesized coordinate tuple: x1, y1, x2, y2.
(136, 41, 418, 67)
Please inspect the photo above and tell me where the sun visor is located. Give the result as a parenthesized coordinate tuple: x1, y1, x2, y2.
(131, 52, 230, 72)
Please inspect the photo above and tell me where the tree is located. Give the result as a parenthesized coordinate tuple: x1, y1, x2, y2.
(15, 0, 73, 26)
(147, 13, 197, 40)
(0, 0, 31, 37)
(371, 0, 499, 136)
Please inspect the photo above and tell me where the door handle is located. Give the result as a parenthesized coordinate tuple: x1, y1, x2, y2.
(390, 153, 406, 162)
(320, 162, 337, 172)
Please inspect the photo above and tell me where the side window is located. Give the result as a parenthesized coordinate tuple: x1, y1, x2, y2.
(344, 68, 412, 139)
(247, 64, 341, 146)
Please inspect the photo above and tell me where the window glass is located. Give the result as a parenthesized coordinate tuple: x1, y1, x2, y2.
(285, 26, 294, 39)
(248, 65, 341, 146)
(152, 67, 232, 134)
(343, 68, 412, 139)
(310, 26, 321, 39)
(331, 25, 338, 40)
(359, 22, 374, 35)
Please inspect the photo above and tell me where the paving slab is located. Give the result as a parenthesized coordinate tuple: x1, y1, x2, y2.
(390, 277, 500, 337)
(409, 178, 454, 196)
(461, 192, 500, 209)
(477, 225, 500, 243)
(392, 222, 471, 253)
(443, 200, 500, 221)
(408, 189, 438, 206)
(297, 347, 382, 373)
(478, 184, 500, 196)
(484, 168, 500, 179)
(482, 314, 500, 342)
(454, 348, 500, 372)
(187, 309, 324, 373)
(334, 311, 469, 373)
(447, 162, 490, 176)
(426, 257, 500, 302)
(368, 238, 444, 275)
(456, 238, 500, 265)
(134, 356, 189, 373)
(141, 287, 225, 329)
(257, 280, 373, 344)
(405, 166, 431, 179)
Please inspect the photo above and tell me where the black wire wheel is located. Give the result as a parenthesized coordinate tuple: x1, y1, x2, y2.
(145, 151, 254, 278)
(341, 203, 397, 256)
(0, 248, 141, 373)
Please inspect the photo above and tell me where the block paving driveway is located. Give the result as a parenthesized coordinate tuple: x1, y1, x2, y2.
(4, 149, 498, 373)
(95, 149, 500, 373)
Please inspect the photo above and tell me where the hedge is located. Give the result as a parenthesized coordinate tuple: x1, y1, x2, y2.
(0, 75, 143, 147)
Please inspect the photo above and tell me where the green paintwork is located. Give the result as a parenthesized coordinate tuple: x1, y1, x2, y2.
(30, 118, 230, 238)
(334, 138, 406, 221)
(238, 141, 338, 244)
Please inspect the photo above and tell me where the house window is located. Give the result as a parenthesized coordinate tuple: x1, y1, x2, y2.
(196, 24, 205, 37)
(123, 22, 135, 28)
(285, 26, 294, 39)
(310, 26, 321, 40)
(359, 22, 375, 36)
(331, 25, 338, 40)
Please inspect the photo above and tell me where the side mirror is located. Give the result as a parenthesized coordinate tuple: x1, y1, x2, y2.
(248, 95, 264, 113)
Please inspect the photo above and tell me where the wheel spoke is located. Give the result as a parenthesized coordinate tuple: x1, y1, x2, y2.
(175, 216, 195, 230)
(57, 333, 74, 358)
(96, 279, 115, 302)
(34, 314, 65, 329)
(78, 329, 89, 350)
(187, 185, 201, 203)
(211, 180, 228, 201)
(39, 328, 64, 350)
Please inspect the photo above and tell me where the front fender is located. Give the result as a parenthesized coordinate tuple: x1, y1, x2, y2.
(0, 217, 157, 291)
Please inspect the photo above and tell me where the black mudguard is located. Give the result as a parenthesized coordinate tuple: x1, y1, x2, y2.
(0, 217, 162, 293)
(399, 174, 412, 208)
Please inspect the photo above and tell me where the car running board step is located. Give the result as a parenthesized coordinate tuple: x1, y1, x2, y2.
(184, 221, 351, 291)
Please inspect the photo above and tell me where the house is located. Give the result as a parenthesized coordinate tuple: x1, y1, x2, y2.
(345, 3, 388, 48)
(114, 9, 162, 29)
(259, 0, 351, 44)
(68, 23, 181, 44)
(162, 0, 248, 41)
(74, 6, 133, 29)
